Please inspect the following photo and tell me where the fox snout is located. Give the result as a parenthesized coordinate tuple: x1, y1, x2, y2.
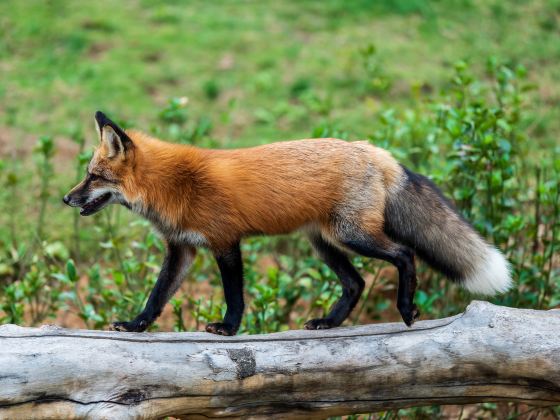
(62, 192, 84, 207)
(63, 180, 115, 216)
(63, 182, 88, 208)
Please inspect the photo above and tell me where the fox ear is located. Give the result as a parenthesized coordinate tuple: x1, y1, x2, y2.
(101, 125, 129, 158)
(94, 111, 132, 158)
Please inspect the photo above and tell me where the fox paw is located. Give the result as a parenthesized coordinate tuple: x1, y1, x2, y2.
(205, 322, 237, 336)
(399, 304, 420, 327)
(112, 319, 149, 332)
(304, 318, 336, 330)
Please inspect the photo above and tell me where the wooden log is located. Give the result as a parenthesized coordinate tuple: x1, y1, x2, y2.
(0, 301, 559, 419)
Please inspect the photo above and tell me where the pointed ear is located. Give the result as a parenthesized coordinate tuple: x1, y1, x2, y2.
(94, 114, 102, 140)
(102, 125, 127, 158)
(94, 111, 133, 158)
(94, 111, 111, 137)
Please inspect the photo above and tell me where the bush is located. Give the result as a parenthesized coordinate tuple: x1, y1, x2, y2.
(0, 57, 558, 419)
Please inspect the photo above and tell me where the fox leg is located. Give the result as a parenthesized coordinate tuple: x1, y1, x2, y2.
(342, 232, 419, 326)
(112, 243, 195, 332)
(305, 233, 365, 330)
(206, 243, 244, 336)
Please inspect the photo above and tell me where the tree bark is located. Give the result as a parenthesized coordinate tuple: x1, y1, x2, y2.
(0, 301, 559, 419)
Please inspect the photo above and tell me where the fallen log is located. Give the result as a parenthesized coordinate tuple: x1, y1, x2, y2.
(0, 301, 559, 419)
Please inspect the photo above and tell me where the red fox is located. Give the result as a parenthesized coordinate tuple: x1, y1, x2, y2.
(63, 112, 512, 335)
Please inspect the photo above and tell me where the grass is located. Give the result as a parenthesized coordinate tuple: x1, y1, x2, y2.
(2, 0, 559, 257)
(0, 1, 559, 418)
(1, 0, 560, 147)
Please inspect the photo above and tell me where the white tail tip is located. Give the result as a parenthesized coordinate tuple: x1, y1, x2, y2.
(462, 247, 513, 295)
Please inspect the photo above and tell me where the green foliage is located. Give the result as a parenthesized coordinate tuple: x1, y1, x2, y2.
(0, 56, 558, 375)
(358, 44, 392, 95)
(203, 79, 221, 101)
(157, 97, 213, 145)
(369, 59, 560, 316)
(0, 1, 559, 417)
(33, 135, 55, 240)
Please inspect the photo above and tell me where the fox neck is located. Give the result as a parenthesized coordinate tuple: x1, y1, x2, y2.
(125, 140, 207, 235)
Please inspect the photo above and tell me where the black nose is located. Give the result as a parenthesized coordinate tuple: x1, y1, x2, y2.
(63, 195, 71, 205)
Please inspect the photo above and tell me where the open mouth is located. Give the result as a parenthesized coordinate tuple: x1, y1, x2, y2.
(80, 193, 112, 216)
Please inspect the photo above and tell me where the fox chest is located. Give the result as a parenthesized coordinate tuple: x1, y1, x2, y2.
(138, 207, 209, 247)
(155, 223, 209, 247)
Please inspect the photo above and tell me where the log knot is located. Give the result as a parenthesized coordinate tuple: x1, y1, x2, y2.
(117, 389, 147, 405)
(227, 348, 256, 379)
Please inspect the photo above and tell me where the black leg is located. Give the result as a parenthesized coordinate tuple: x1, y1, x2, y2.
(206, 243, 244, 336)
(343, 234, 419, 327)
(395, 249, 418, 326)
(305, 234, 365, 330)
(112, 243, 195, 332)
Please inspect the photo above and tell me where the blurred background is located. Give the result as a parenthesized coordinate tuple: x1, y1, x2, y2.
(1, 1, 559, 418)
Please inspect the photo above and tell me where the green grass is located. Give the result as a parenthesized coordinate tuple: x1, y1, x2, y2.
(2, 0, 558, 248)
(1, 0, 560, 147)
(0, 2, 559, 418)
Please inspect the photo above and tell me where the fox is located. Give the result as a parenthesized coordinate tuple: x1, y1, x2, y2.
(63, 111, 512, 335)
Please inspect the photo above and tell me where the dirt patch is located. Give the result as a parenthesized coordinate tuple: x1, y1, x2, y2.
(217, 53, 235, 71)
(142, 52, 162, 63)
(0, 126, 81, 174)
(87, 43, 111, 60)
(80, 19, 115, 33)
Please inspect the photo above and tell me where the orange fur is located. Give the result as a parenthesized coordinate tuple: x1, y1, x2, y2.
(64, 116, 512, 334)
(90, 130, 404, 251)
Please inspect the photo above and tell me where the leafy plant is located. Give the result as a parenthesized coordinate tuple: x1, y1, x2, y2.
(33, 135, 55, 241)
(0, 54, 558, 420)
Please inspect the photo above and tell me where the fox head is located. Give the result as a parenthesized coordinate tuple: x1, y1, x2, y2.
(63, 111, 138, 216)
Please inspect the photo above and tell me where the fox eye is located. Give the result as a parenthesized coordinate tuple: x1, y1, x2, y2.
(88, 172, 114, 183)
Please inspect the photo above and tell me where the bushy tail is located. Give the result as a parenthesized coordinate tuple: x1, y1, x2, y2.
(384, 166, 512, 295)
